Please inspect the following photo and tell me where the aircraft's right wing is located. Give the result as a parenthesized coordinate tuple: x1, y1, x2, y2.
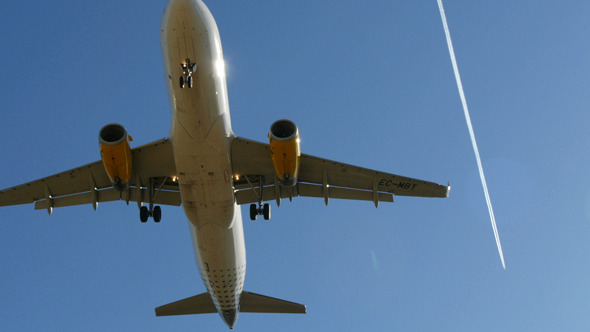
(231, 137, 449, 206)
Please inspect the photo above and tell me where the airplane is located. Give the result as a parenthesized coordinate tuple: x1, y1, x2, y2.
(0, 0, 450, 329)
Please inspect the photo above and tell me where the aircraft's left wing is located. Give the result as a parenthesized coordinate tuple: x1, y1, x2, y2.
(231, 137, 449, 207)
(0, 138, 180, 212)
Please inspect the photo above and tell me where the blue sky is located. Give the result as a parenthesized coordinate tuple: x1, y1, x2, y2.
(1, 0, 589, 331)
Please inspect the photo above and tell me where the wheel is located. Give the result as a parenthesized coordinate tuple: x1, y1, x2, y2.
(263, 203, 271, 220)
(249, 204, 257, 221)
(140, 206, 149, 223)
(179, 76, 185, 88)
(187, 76, 193, 88)
(153, 206, 162, 223)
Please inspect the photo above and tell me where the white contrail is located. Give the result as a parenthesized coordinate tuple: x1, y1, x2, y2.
(436, 0, 505, 269)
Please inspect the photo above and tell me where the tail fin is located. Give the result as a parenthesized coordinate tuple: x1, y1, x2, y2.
(154, 291, 306, 316)
(239, 291, 306, 314)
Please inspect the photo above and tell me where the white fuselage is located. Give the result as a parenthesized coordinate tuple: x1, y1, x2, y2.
(161, 0, 246, 325)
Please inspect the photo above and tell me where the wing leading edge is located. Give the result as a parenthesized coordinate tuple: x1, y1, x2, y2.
(230, 137, 450, 206)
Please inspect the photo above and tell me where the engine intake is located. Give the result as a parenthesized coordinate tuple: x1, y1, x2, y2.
(269, 120, 301, 186)
(99, 124, 133, 191)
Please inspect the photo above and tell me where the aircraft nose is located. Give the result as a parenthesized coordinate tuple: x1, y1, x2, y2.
(220, 309, 238, 329)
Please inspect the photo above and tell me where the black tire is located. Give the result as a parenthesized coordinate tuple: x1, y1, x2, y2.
(249, 204, 257, 221)
(263, 203, 271, 220)
(179, 76, 185, 88)
(140, 206, 149, 223)
(188, 76, 193, 88)
(153, 206, 162, 223)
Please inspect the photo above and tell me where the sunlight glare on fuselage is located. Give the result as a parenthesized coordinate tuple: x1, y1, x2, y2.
(215, 59, 226, 78)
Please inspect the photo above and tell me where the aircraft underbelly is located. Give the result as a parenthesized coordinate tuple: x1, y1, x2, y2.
(189, 210, 246, 312)
(162, 0, 235, 230)
(161, 0, 246, 321)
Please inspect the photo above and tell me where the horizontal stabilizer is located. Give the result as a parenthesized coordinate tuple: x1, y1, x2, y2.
(155, 291, 306, 316)
(155, 292, 216, 316)
(239, 291, 306, 314)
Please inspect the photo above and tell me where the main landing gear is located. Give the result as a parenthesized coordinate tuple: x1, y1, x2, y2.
(179, 58, 197, 89)
(138, 177, 168, 223)
(250, 203, 271, 221)
(140, 205, 161, 223)
(241, 175, 271, 221)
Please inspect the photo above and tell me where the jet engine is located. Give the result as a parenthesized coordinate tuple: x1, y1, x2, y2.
(269, 119, 300, 187)
(99, 124, 133, 191)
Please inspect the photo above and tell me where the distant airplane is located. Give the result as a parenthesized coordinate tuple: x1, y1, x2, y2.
(0, 0, 449, 329)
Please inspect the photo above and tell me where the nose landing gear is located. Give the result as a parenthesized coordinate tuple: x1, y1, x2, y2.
(179, 58, 197, 89)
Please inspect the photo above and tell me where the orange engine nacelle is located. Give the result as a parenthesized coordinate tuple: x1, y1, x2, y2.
(269, 120, 301, 187)
(99, 124, 133, 191)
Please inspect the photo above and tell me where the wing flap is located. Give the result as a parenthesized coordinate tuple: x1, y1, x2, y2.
(298, 183, 394, 202)
(33, 188, 120, 210)
(235, 183, 393, 205)
(33, 187, 181, 210)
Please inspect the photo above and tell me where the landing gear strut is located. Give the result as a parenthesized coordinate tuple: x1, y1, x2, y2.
(179, 58, 197, 89)
(138, 177, 167, 223)
(242, 175, 272, 221)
